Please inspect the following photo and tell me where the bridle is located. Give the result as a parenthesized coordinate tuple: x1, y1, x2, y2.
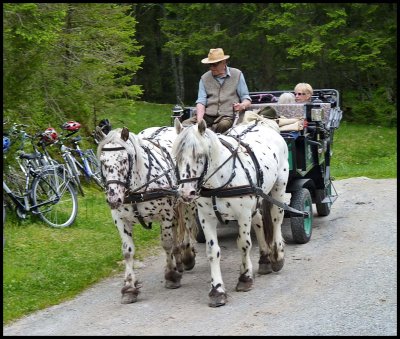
(175, 121, 310, 220)
(100, 132, 177, 197)
(100, 146, 133, 189)
(175, 139, 239, 194)
(100, 144, 176, 192)
(99, 134, 178, 229)
(175, 122, 261, 194)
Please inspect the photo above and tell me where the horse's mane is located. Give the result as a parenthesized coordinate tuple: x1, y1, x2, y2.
(172, 124, 220, 164)
(97, 128, 144, 171)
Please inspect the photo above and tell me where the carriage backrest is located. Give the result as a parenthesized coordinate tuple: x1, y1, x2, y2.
(249, 88, 341, 126)
(249, 102, 332, 124)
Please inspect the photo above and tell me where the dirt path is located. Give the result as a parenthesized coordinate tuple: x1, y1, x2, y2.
(3, 177, 397, 336)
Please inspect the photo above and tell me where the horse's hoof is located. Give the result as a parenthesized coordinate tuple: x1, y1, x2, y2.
(258, 262, 273, 275)
(208, 289, 227, 307)
(165, 280, 181, 289)
(121, 292, 138, 304)
(258, 254, 272, 275)
(236, 274, 254, 292)
(183, 256, 196, 271)
(164, 270, 182, 289)
(121, 286, 140, 304)
(176, 262, 184, 273)
(271, 258, 285, 272)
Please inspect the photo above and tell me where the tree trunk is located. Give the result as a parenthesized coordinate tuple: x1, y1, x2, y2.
(177, 53, 184, 105)
(171, 52, 185, 105)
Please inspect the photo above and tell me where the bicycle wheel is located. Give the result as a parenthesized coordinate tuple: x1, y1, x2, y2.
(3, 164, 26, 198)
(31, 168, 78, 228)
(65, 153, 85, 196)
(85, 150, 104, 189)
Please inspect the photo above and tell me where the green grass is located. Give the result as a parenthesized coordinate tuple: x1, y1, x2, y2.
(3, 184, 162, 325)
(3, 102, 397, 325)
(331, 122, 397, 179)
(101, 100, 173, 133)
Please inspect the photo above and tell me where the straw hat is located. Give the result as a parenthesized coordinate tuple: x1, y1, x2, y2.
(201, 48, 230, 64)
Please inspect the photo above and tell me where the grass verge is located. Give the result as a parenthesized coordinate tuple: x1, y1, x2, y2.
(3, 184, 161, 324)
(331, 122, 396, 179)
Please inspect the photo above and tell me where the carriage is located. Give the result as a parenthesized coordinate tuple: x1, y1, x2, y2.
(172, 88, 343, 244)
(97, 88, 342, 307)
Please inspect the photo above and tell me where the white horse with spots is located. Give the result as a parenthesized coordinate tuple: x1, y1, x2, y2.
(172, 119, 289, 307)
(97, 126, 197, 304)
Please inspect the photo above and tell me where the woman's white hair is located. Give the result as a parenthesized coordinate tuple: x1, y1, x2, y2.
(278, 92, 296, 104)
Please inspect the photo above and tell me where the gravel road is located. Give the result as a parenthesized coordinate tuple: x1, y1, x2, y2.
(3, 177, 397, 336)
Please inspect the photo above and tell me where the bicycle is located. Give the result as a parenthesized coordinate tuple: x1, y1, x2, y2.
(4, 123, 59, 173)
(67, 135, 104, 189)
(3, 145, 78, 228)
(55, 121, 104, 196)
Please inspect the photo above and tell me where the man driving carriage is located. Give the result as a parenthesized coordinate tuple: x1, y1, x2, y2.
(182, 48, 252, 134)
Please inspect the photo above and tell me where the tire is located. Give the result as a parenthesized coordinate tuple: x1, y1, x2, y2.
(315, 185, 332, 217)
(31, 169, 78, 228)
(4, 165, 26, 198)
(290, 188, 313, 244)
(85, 152, 104, 190)
(65, 154, 84, 196)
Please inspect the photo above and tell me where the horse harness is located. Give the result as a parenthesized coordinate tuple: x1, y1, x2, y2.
(176, 122, 308, 224)
(100, 127, 178, 229)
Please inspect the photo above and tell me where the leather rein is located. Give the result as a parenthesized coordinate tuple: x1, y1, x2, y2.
(176, 122, 308, 223)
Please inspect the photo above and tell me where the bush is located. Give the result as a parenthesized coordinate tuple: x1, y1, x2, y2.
(342, 87, 396, 127)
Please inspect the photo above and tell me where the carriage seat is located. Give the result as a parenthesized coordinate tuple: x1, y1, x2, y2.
(249, 102, 332, 125)
(239, 109, 303, 133)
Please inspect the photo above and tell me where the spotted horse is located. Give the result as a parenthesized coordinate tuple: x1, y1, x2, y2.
(172, 118, 289, 307)
(96, 126, 197, 304)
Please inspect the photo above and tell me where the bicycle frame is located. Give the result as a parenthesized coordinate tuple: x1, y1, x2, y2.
(3, 161, 64, 216)
(59, 137, 96, 178)
(71, 147, 95, 178)
(3, 124, 79, 228)
(3, 181, 56, 215)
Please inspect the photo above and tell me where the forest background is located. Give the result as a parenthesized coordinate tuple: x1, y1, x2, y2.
(3, 3, 397, 133)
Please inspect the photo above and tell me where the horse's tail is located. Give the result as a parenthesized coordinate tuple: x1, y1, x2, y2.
(175, 202, 198, 244)
(261, 199, 273, 245)
(175, 202, 186, 244)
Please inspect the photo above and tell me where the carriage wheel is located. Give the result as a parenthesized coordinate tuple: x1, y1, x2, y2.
(315, 184, 332, 217)
(290, 188, 313, 244)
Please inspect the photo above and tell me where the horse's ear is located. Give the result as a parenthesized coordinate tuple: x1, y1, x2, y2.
(174, 117, 183, 134)
(121, 127, 129, 141)
(198, 119, 207, 135)
(94, 126, 106, 142)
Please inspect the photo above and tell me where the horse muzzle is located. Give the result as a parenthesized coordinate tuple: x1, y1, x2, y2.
(177, 185, 198, 203)
(106, 184, 126, 209)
